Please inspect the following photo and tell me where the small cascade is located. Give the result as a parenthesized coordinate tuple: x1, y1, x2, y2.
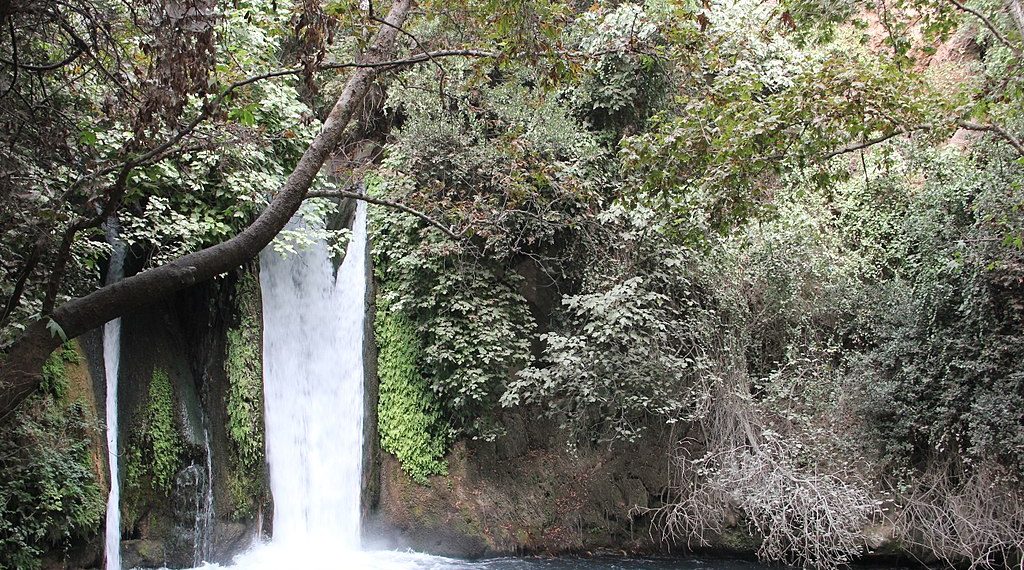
(102, 219, 126, 570)
(192, 427, 215, 565)
(258, 202, 368, 550)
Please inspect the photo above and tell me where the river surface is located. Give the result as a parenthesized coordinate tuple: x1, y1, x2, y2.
(193, 545, 770, 570)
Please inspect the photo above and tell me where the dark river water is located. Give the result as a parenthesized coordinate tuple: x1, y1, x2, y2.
(186, 546, 819, 570)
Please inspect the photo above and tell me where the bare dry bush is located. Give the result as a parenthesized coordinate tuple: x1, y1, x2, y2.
(639, 437, 731, 549)
(719, 435, 877, 570)
(896, 460, 1024, 570)
(637, 356, 879, 569)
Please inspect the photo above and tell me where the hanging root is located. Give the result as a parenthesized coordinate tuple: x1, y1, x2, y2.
(636, 363, 878, 569)
(896, 460, 1024, 570)
(718, 435, 877, 570)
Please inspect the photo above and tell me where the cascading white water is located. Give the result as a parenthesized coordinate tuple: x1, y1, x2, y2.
(258, 202, 367, 550)
(103, 220, 125, 570)
(201, 426, 215, 562)
(197, 202, 488, 568)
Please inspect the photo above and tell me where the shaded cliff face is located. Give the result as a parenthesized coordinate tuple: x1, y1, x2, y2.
(368, 415, 688, 558)
(79, 268, 267, 569)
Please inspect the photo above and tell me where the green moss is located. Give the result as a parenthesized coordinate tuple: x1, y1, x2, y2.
(225, 272, 265, 518)
(39, 343, 79, 400)
(145, 368, 184, 494)
(375, 295, 448, 483)
(122, 368, 186, 533)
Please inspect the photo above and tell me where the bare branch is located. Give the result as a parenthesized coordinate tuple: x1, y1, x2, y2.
(0, 46, 83, 72)
(1, 17, 17, 98)
(306, 189, 461, 241)
(957, 119, 1024, 156)
(821, 128, 922, 161)
(946, 0, 1023, 57)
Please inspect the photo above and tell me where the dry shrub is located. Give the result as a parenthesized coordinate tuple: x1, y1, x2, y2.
(720, 435, 877, 569)
(637, 360, 878, 570)
(896, 460, 1024, 570)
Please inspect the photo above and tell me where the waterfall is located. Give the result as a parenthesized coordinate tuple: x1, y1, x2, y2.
(258, 202, 368, 550)
(191, 426, 215, 565)
(103, 220, 125, 570)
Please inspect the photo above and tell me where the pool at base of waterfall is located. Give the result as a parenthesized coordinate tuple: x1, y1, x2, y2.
(182, 545, 769, 570)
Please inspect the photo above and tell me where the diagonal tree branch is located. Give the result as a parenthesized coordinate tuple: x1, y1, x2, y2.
(946, 0, 1023, 57)
(0, 0, 416, 421)
(957, 119, 1024, 156)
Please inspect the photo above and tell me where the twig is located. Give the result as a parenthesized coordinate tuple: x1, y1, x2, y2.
(2, 17, 17, 98)
(946, 0, 1023, 58)
(306, 189, 461, 240)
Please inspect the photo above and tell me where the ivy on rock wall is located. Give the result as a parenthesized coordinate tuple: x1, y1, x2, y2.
(0, 346, 102, 569)
(375, 296, 448, 483)
(125, 368, 185, 497)
(370, 175, 535, 441)
(225, 272, 266, 518)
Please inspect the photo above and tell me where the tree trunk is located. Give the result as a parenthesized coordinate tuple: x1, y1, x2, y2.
(1010, 0, 1024, 39)
(0, 0, 413, 420)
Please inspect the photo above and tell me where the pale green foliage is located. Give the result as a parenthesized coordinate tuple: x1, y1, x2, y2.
(506, 206, 720, 442)
(375, 297, 448, 483)
(371, 196, 535, 437)
(619, 0, 959, 238)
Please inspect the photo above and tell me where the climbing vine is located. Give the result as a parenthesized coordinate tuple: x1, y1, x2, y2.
(124, 367, 185, 502)
(375, 296, 448, 483)
(144, 368, 185, 494)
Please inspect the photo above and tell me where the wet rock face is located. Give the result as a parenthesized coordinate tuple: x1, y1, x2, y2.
(75, 269, 266, 568)
(368, 413, 677, 558)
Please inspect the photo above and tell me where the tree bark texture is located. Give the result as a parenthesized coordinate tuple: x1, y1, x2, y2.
(0, 0, 414, 420)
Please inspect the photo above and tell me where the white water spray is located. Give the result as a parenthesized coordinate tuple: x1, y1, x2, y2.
(103, 221, 125, 570)
(259, 202, 368, 551)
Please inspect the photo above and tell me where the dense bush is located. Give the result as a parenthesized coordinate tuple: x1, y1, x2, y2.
(370, 198, 534, 439)
(0, 349, 102, 569)
(853, 145, 1024, 480)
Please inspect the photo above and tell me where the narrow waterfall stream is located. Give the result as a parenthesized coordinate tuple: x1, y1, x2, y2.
(103, 220, 126, 570)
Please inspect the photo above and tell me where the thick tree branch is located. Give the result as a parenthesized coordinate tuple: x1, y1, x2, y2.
(63, 48, 495, 199)
(307, 189, 461, 240)
(946, 0, 1023, 57)
(0, 0, 415, 420)
(957, 119, 1024, 156)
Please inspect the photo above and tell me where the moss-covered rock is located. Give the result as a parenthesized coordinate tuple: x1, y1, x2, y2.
(0, 342, 104, 569)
